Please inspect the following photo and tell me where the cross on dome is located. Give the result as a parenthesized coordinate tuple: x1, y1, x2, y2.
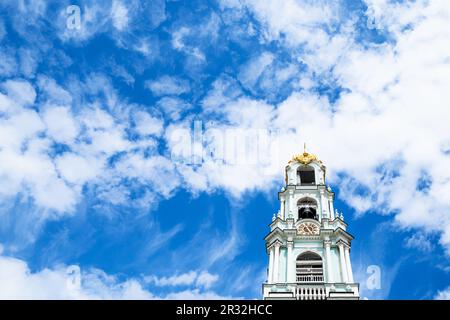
(288, 143, 322, 165)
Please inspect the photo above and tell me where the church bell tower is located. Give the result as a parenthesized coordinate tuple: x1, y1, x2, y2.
(262, 147, 359, 300)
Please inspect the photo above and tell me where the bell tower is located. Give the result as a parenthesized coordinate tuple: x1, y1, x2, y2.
(262, 147, 359, 300)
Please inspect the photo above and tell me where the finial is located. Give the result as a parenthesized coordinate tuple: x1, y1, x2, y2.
(272, 213, 276, 221)
(340, 212, 344, 220)
(289, 143, 322, 165)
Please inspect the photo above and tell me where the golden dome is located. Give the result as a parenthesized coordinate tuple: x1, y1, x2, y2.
(288, 144, 322, 165)
(290, 151, 319, 165)
(285, 144, 326, 184)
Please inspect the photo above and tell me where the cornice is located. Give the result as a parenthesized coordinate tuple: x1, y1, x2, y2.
(264, 227, 284, 242)
(268, 216, 284, 228)
(332, 216, 348, 228)
(295, 235, 321, 241)
(266, 239, 283, 252)
(334, 227, 354, 242)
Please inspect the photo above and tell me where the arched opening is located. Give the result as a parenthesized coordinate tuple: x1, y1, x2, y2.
(296, 252, 324, 283)
(297, 166, 316, 185)
(297, 197, 318, 221)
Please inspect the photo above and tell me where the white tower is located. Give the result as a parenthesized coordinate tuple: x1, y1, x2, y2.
(263, 147, 359, 300)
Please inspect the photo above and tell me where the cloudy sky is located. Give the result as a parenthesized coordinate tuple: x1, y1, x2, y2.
(0, 0, 449, 299)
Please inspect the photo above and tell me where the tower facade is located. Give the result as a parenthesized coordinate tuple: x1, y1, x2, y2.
(263, 149, 359, 300)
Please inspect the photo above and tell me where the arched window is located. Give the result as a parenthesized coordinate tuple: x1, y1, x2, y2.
(297, 197, 318, 221)
(296, 252, 324, 283)
(297, 166, 315, 185)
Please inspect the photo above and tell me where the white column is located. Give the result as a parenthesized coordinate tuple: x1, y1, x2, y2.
(280, 200, 285, 220)
(329, 196, 335, 220)
(268, 246, 274, 283)
(287, 241, 294, 283)
(273, 243, 280, 283)
(324, 240, 333, 283)
(344, 246, 354, 283)
(289, 191, 294, 218)
(319, 189, 327, 221)
(338, 243, 348, 283)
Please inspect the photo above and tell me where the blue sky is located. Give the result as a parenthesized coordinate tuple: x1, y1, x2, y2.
(0, 0, 450, 299)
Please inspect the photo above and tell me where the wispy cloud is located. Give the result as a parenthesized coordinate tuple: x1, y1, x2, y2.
(145, 76, 191, 97)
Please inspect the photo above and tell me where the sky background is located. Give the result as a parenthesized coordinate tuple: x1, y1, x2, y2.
(0, 0, 450, 299)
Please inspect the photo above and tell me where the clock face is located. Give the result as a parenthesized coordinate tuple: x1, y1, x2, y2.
(297, 222, 319, 235)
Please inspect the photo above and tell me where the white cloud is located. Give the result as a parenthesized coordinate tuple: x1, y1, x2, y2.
(0, 253, 235, 299)
(0, 78, 170, 215)
(0, 92, 16, 113)
(146, 270, 218, 289)
(37, 76, 73, 105)
(18, 48, 39, 78)
(201, 0, 450, 256)
(145, 76, 190, 96)
(171, 27, 206, 62)
(42, 106, 79, 144)
(0, 79, 36, 106)
(114, 153, 180, 198)
(165, 115, 280, 197)
(1, 0, 450, 272)
(134, 111, 164, 137)
(202, 75, 242, 112)
(0, 254, 154, 299)
(148, 271, 198, 287)
(233, 0, 340, 49)
(238, 52, 274, 89)
(157, 96, 192, 120)
(0, 98, 80, 212)
(55, 153, 103, 185)
(404, 233, 434, 252)
(196, 271, 219, 289)
(0, 50, 17, 78)
(2, 1, 448, 255)
(434, 287, 450, 300)
(111, 0, 129, 31)
(165, 289, 238, 300)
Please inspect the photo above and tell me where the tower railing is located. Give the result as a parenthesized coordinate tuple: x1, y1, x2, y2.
(295, 285, 326, 300)
(296, 267, 323, 274)
(296, 274, 324, 283)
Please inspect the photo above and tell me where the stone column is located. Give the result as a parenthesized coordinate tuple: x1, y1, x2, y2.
(268, 246, 274, 283)
(287, 240, 294, 283)
(324, 240, 333, 283)
(280, 199, 285, 220)
(329, 196, 335, 220)
(289, 190, 294, 219)
(319, 189, 327, 221)
(273, 243, 280, 283)
(338, 242, 348, 283)
(344, 246, 354, 283)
